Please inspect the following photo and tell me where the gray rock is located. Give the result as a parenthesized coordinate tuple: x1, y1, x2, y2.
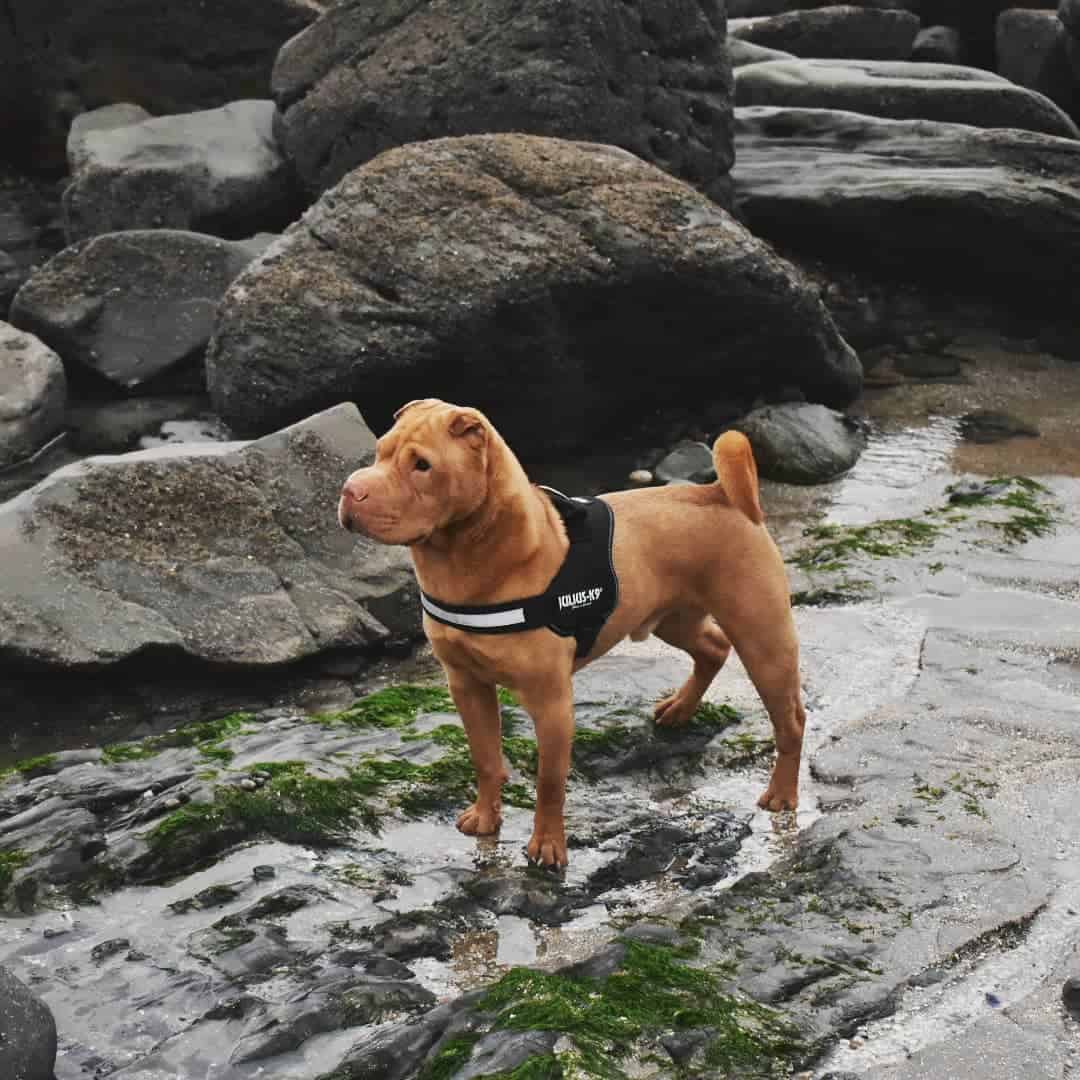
(730, 39, 796, 67)
(453, 1031, 559, 1080)
(996, 9, 1076, 113)
(66, 104, 151, 173)
(733, 107, 1080, 308)
(11, 230, 275, 389)
(206, 133, 859, 456)
(0, 966, 56, 1080)
(654, 441, 717, 485)
(231, 974, 436, 1063)
(62, 101, 302, 243)
(735, 58, 1080, 137)
(959, 409, 1040, 443)
(913, 25, 967, 65)
(733, 403, 866, 484)
(1061, 0, 1080, 37)
(730, 6, 921, 60)
(0, 324, 65, 469)
(2, 0, 322, 166)
(271, 0, 734, 202)
(0, 403, 419, 671)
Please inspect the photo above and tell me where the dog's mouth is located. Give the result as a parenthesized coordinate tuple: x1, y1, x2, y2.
(338, 501, 429, 547)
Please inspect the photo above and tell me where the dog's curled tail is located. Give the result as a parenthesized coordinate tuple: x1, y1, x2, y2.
(712, 431, 764, 525)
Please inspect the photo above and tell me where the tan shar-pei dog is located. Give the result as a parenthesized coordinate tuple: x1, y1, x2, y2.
(339, 399, 805, 869)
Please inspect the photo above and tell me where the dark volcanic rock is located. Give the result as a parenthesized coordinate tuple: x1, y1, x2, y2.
(730, 0, 918, 14)
(0, 324, 65, 469)
(65, 395, 209, 454)
(996, 9, 1076, 114)
(729, 6, 921, 60)
(3, 0, 323, 167)
(62, 101, 302, 243)
(959, 409, 1040, 443)
(11, 230, 274, 391)
(913, 25, 967, 64)
(206, 133, 860, 455)
(734, 107, 1080, 309)
(454, 1031, 560, 1080)
(655, 441, 717, 485)
(735, 58, 1080, 137)
(271, 0, 735, 202)
(0, 966, 56, 1080)
(733, 403, 866, 484)
(0, 403, 419, 671)
(1064, 974, 1080, 1014)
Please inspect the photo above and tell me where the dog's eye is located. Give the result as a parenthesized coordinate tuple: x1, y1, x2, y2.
(414, 457, 431, 472)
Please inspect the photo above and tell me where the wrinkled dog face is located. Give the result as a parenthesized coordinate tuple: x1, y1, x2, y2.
(338, 399, 489, 546)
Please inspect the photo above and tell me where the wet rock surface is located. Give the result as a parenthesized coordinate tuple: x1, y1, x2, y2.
(0, 403, 419, 671)
(2, 465, 1079, 1077)
(271, 0, 734, 201)
(207, 132, 859, 453)
(62, 101, 303, 243)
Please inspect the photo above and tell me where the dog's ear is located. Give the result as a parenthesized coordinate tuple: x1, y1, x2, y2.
(393, 398, 439, 420)
(447, 408, 487, 450)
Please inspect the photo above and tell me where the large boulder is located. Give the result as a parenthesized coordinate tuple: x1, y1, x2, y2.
(734, 58, 1080, 137)
(996, 9, 1076, 113)
(0, 324, 65, 469)
(733, 106, 1080, 312)
(0, 967, 56, 1080)
(206, 134, 860, 457)
(11, 230, 275, 391)
(729, 7, 921, 60)
(271, 0, 734, 203)
(1, 0, 323, 167)
(62, 101, 303, 243)
(0, 404, 419, 672)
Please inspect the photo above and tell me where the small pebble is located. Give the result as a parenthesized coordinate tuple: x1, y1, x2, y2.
(253, 771, 271, 781)
(141, 789, 155, 800)
(1063, 975, 1080, 1014)
(252, 865, 276, 882)
(628, 469, 653, 486)
(43, 928, 68, 939)
(239, 779, 257, 791)
(162, 798, 181, 811)
(985, 992, 1001, 1007)
(848, 1037, 864, 1049)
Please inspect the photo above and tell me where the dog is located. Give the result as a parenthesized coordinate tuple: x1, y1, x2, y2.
(338, 399, 805, 869)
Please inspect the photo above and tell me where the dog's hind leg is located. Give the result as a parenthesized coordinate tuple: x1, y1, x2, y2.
(652, 611, 733, 727)
(721, 606, 805, 811)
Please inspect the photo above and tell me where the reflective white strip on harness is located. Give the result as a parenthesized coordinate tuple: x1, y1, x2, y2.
(420, 594, 527, 629)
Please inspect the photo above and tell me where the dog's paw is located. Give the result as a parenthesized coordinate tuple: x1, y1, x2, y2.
(756, 787, 799, 812)
(653, 692, 696, 727)
(526, 828, 568, 871)
(457, 801, 502, 836)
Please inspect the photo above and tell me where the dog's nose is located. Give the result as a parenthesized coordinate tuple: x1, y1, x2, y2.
(341, 478, 370, 504)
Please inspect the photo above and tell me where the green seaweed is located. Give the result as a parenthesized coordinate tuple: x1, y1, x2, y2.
(417, 1036, 483, 1080)
(0, 849, 29, 901)
(315, 685, 455, 729)
(102, 711, 255, 766)
(477, 939, 802, 1079)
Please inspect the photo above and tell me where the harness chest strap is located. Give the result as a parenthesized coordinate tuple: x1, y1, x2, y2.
(419, 487, 619, 659)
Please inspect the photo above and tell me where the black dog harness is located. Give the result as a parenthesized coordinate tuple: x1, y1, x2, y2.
(420, 487, 619, 659)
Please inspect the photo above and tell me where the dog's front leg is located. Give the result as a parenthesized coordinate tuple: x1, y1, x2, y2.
(516, 679, 574, 870)
(445, 670, 507, 836)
